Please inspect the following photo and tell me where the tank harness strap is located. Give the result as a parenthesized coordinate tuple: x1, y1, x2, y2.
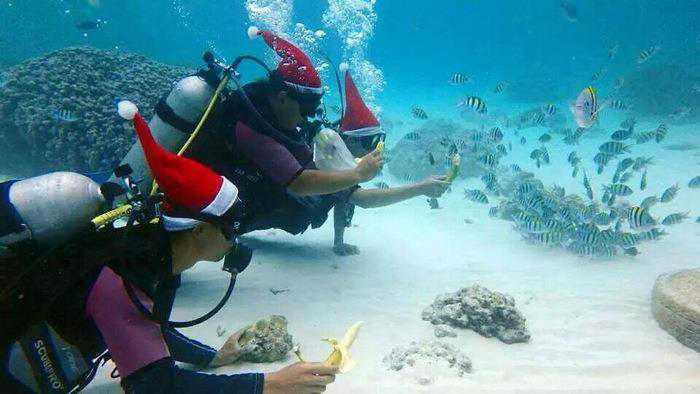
(0, 180, 25, 237)
(154, 97, 197, 135)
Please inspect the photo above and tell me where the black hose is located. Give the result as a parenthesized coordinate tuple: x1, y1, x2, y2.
(320, 51, 344, 118)
(123, 273, 237, 328)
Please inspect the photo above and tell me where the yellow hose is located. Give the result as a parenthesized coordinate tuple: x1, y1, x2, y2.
(92, 73, 231, 228)
(91, 204, 133, 229)
(150, 73, 231, 196)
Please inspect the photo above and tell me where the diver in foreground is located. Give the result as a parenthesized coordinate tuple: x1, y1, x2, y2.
(0, 103, 338, 393)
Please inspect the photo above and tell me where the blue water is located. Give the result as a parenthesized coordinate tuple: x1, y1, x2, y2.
(2, 1, 700, 392)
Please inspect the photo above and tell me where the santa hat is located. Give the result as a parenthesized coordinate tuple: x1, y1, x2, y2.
(248, 26, 323, 95)
(117, 100, 238, 231)
(339, 69, 381, 137)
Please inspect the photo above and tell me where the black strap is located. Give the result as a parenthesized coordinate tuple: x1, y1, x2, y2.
(0, 180, 24, 237)
(155, 97, 197, 135)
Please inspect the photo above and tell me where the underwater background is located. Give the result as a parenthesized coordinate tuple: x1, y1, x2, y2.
(1, 0, 700, 392)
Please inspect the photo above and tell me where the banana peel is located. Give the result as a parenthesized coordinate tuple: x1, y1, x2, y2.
(445, 153, 461, 183)
(375, 140, 384, 153)
(322, 321, 364, 373)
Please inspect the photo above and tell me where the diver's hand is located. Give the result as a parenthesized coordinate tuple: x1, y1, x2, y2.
(264, 362, 338, 394)
(354, 150, 384, 183)
(209, 327, 250, 368)
(419, 175, 451, 198)
(333, 243, 360, 256)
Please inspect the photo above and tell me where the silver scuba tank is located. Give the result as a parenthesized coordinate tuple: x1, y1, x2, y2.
(7, 172, 107, 247)
(112, 75, 215, 188)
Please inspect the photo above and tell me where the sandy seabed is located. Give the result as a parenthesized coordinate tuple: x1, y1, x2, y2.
(85, 116, 700, 393)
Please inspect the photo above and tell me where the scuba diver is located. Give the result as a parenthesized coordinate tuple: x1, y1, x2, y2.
(327, 68, 450, 255)
(0, 103, 339, 393)
(115, 27, 385, 257)
(115, 27, 446, 256)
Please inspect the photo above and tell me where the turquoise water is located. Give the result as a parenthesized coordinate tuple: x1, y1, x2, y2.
(2, 1, 700, 392)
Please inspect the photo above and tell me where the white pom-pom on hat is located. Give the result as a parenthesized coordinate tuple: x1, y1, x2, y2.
(338, 62, 349, 73)
(117, 100, 138, 120)
(247, 26, 261, 40)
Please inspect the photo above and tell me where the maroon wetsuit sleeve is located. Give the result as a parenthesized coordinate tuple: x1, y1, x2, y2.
(235, 122, 305, 187)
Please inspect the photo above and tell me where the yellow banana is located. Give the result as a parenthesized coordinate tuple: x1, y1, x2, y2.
(322, 321, 363, 373)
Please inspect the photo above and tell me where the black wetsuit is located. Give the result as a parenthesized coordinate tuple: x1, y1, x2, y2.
(1, 222, 262, 393)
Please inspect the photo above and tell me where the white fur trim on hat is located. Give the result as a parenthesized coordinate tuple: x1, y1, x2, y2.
(117, 100, 138, 120)
(162, 215, 201, 231)
(202, 177, 239, 216)
(338, 62, 349, 73)
(247, 26, 261, 40)
(284, 81, 324, 95)
(342, 126, 383, 137)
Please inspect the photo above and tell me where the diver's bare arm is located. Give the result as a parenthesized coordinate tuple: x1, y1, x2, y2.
(288, 169, 363, 196)
(348, 185, 425, 209)
(349, 176, 450, 209)
(288, 150, 384, 196)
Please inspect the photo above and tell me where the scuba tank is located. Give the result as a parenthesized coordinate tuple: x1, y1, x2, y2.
(112, 75, 216, 189)
(1, 172, 110, 249)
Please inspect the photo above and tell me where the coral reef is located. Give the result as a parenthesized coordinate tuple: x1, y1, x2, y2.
(422, 284, 530, 344)
(383, 340, 472, 379)
(619, 63, 700, 124)
(238, 315, 294, 363)
(0, 47, 193, 175)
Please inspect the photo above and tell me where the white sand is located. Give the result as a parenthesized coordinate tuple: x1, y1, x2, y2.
(86, 117, 700, 393)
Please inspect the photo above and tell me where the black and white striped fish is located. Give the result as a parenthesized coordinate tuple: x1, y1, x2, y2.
(411, 107, 428, 119)
(449, 73, 471, 85)
(458, 96, 488, 114)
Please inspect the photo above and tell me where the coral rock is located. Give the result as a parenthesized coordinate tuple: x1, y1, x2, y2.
(422, 284, 530, 344)
(238, 315, 294, 363)
(383, 340, 472, 377)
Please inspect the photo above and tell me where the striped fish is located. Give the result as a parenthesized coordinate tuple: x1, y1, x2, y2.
(542, 103, 557, 116)
(661, 212, 688, 226)
(583, 171, 594, 200)
(404, 131, 421, 141)
(494, 81, 509, 93)
(538, 133, 552, 143)
(411, 107, 428, 119)
(478, 153, 498, 168)
(609, 99, 627, 110)
(459, 96, 488, 114)
(640, 170, 648, 190)
(611, 128, 633, 141)
(464, 189, 489, 204)
(628, 206, 656, 229)
(449, 73, 470, 85)
(660, 184, 679, 203)
(488, 127, 503, 143)
(605, 183, 633, 196)
(639, 228, 665, 241)
(635, 131, 656, 144)
(655, 123, 668, 143)
(599, 141, 631, 155)
(638, 45, 659, 64)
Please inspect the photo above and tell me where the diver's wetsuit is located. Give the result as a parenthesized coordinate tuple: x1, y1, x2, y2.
(186, 81, 357, 236)
(0, 223, 263, 393)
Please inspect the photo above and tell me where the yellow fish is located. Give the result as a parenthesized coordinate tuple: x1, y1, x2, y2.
(323, 321, 363, 373)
